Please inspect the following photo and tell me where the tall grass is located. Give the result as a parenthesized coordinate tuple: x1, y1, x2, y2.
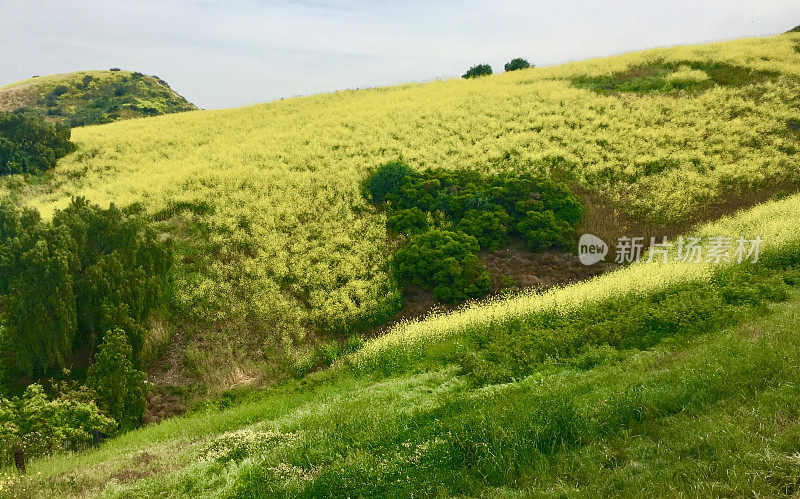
(16, 289, 796, 498)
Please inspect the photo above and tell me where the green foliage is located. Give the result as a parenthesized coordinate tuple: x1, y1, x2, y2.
(4, 236, 77, 376)
(364, 162, 582, 303)
(364, 160, 414, 204)
(87, 329, 147, 430)
(462, 64, 493, 79)
(394, 230, 490, 303)
(504, 58, 532, 72)
(0, 383, 114, 468)
(368, 164, 583, 250)
(0, 112, 76, 175)
(456, 207, 511, 251)
(571, 61, 777, 95)
(386, 207, 428, 234)
(0, 198, 171, 377)
(516, 210, 573, 251)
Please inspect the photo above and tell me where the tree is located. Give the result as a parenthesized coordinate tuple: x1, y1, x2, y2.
(0, 112, 76, 175)
(0, 198, 171, 378)
(504, 58, 532, 72)
(0, 384, 114, 469)
(5, 235, 77, 376)
(462, 64, 493, 79)
(87, 329, 147, 430)
(364, 160, 415, 204)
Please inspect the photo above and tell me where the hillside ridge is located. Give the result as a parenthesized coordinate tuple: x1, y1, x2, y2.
(0, 69, 197, 126)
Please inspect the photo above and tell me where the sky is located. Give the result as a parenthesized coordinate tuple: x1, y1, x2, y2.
(1, 1, 799, 110)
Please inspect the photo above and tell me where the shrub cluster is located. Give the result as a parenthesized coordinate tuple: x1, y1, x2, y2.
(364, 161, 583, 303)
(0, 197, 172, 377)
(0, 112, 76, 175)
(571, 61, 775, 95)
(0, 384, 114, 469)
(462, 64, 493, 79)
(504, 58, 532, 72)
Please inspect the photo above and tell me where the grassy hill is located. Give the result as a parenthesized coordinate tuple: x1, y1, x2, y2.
(2, 32, 800, 495)
(0, 70, 196, 126)
(3, 33, 797, 393)
(4, 190, 800, 497)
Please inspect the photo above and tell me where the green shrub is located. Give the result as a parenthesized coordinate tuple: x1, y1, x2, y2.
(0, 383, 114, 467)
(516, 210, 573, 251)
(364, 160, 415, 204)
(394, 230, 490, 303)
(363, 164, 583, 303)
(0, 111, 76, 175)
(48, 85, 69, 98)
(456, 207, 511, 251)
(504, 58, 532, 72)
(87, 328, 147, 430)
(386, 207, 428, 234)
(462, 64, 493, 79)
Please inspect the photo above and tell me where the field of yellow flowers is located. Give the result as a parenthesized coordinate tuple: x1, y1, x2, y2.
(2, 33, 799, 385)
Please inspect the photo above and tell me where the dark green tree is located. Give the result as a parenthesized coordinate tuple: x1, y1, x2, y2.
(364, 160, 415, 204)
(5, 233, 77, 376)
(462, 64, 493, 79)
(0, 198, 171, 378)
(87, 328, 147, 430)
(504, 58, 532, 72)
(0, 112, 76, 175)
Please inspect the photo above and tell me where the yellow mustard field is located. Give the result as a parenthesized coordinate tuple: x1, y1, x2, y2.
(2, 34, 799, 382)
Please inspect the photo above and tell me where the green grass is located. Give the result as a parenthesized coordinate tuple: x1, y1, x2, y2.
(4, 249, 800, 497)
(570, 60, 778, 95)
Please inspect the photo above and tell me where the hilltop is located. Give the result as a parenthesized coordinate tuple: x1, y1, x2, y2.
(0, 70, 196, 126)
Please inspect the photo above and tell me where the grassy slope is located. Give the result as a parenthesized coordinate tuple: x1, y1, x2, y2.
(3, 189, 800, 497)
(1, 34, 796, 390)
(0, 70, 196, 125)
